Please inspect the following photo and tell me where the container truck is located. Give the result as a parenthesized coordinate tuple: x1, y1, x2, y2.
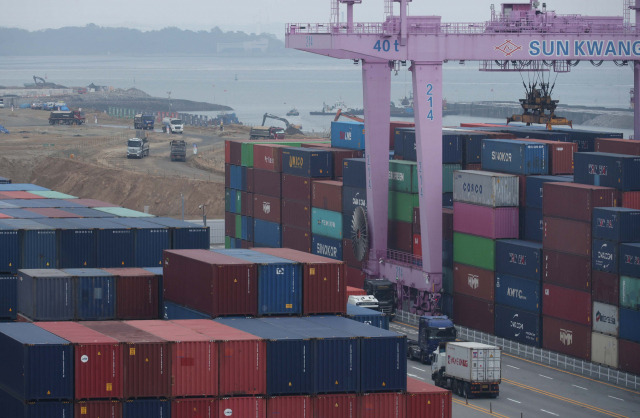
(363, 278, 396, 318)
(48, 110, 85, 125)
(162, 117, 184, 134)
(347, 294, 379, 310)
(170, 139, 187, 162)
(407, 315, 457, 364)
(431, 341, 501, 398)
(134, 113, 155, 130)
(127, 137, 149, 159)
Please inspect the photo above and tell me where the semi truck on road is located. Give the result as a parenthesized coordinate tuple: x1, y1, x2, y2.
(407, 315, 457, 364)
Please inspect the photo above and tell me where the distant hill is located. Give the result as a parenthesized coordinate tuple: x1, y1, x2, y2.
(0, 24, 287, 56)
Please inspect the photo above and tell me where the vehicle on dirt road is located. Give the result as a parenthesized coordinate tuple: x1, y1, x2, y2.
(134, 113, 155, 130)
(163, 117, 184, 134)
(127, 137, 149, 159)
(49, 110, 85, 125)
(170, 139, 187, 162)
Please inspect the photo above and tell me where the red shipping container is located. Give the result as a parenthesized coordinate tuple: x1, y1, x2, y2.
(253, 194, 282, 223)
(229, 141, 242, 166)
(312, 180, 343, 212)
(81, 321, 170, 399)
(389, 121, 415, 150)
(618, 338, 640, 375)
(453, 202, 519, 239)
(343, 238, 365, 270)
(543, 250, 591, 292)
(346, 265, 366, 289)
(241, 240, 252, 249)
(225, 164, 231, 188)
(281, 199, 312, 230)
(126, 320, 218, 397)
(102, 268, 159, 320)
(622, 191, 640, 210)
(453, 292, 495, 335)
(225, 141, 231, 164)
(26, 207, 79, 218)
(242, 192, 254, 217)
(595, 137, 640, 155)
(36, 321, 123, 400)
(513, 137, 577, 175)
(329, 148, 364, 178)
(313, 394, 358, 418)
(518, 174, 527, 208)
(405, 377, 452, 418)
(171, 398, 217, 418)
(253, 144, 284, 172)
(453, 263, 495, 301)
(266, 396, 312, 417)
(225, 211, 236, 238)
(282, 224, 312, 253)
(542, 316, 591, 361)
(442, 208, 453, 241)
(542, 182, 619, 222)
(347, 286, 367, 299)
(219, 397, 266, 418)
(0, 190, 43, 199)
(412, 234, 421, 257)
(359, 392, 405, 418)
(73, 199, 119, 208)
(543, 216, 592, 257)
(413, 207, 421, 228)
(591, 270, 619, 305)
(74, 400, 122, 418)
(163, 249, 258, 317)
(463, 163, 483, 170)
(388, 220, 413, 253)
(254, 248, 346, 315)
(542, 283, 592, 326)
(253, 169, 281, 198)
(174, 319, 267, 396)
(282, 174, 312, 201)
(247, 168, 255, 193)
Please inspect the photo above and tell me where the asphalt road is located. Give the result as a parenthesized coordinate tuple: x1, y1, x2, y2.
(391, 322, 640, 418)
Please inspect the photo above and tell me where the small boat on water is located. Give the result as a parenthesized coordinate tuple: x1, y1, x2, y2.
(310, 100, 363, 116)
(286, 108, 300, 116)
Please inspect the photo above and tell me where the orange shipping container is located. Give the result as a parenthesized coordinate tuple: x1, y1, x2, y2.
(405, 377, 452, 418)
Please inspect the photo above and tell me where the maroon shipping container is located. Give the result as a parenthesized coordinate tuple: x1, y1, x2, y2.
(515, 138, 577, 175)
(345, 265, 366, 289)
(242, 192, 254, 217)
(26, 207, 79, 218)
(543, 216, 592, 257)
(542, 283, 592, 326)
(342, 238, 364, 270)
(622, 191, 640, 210)
(413, 207, 421, 228)
(359, 392, 405, 418)
(73, 198, 120, 208)
(253, 169, 282, 198)
(619, 339, 640, 375)
(518, 174, 527, 208)
(171, 398, 217, 418)
(591, 270, 619, 305)
(542, 316, 591, 361)
(219, 397, 266, 418)
(282, 174, 312, 201)
(81, 321, 170, 399)
(247, 168, 255, 193)
(74, 400, 122, 418)
(543, 250, 591, 292)
(253, 144, 284, 172)
(413, 234, 421, 257)
(463, 163, 483, 170)
(267, 396, 312, 417)
(388, 220, 413, 253)
(253, 194, 282, 223)
(254, 248, 346, 315)
(163, 249, 258, 317)
(453, 263, 495, 301)
(329, 148, 364, 179)
(102, 268, 159, 320)
(126, 320, 218, 397)
(174, 319, 267, 396)
(36, 321, 123, 400)
(225, 141, 231, 164)
(225, 211, 236, 238)
(241, 240, 252, 249)
(405, 378, 452, 418)
(453, 292, 495, 335)
(281, 199, 312, 230)
(442, 208, 453, 241)
(542, 182, 619, 222)
(282, 224, 312, 253)
(313, 394, 358, 418)
(229, 141, 242, 166)
(595, 137, 640, 155)
(312, 180, 343, 212)
(225, 164, 231, 188)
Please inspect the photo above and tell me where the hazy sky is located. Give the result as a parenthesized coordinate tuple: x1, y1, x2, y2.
(1, 0, 626, 35)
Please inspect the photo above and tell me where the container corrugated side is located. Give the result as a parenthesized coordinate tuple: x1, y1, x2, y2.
(619, 338, 640, 375)
(36, 218, 97, 269)
(163, 301, 211, 320)
(495, 239, 542, 280)
(574, 152, 640, 191)
(453, 263, 495, 301)
(171, 398, 217, 417)
(281, 148, 332, 178)
(592, 207, 640, 242)
(494, 304, 541, 347)
(543, 217, 592, 257)
(311, 208, 343, 240)
(525, 175, 574, 208)
(405, 377, 452, 418)
(143, 217, 210, 250)
(266, 396, 311, 417)
(592, 270, 619, 305)
(107, 218, 170, 267)
(481, 139, 548, 175)
(590, 332, 618, 369)
(453, 293, 495, 334)
(312, 234, 343, 261)
(342, 158, 366, 189)
(543, 250, 591, 291)
(0, 276, 17, 320)
(453, 170, 519, 207)
(619, 243, 640, 277)
(542, 182, 619, 222)
(619, 307, 640, 343)
(0, 390, 73, 418)
(592, 301, 619, 336)
(254, 219, 282, 248)
(313, 394, 358, 418)
(102, 268, 159, 320)
(494, 274, 541, 313)
(122, 399, 170, 418)
(359, 392, 405, 418)
(17, 269, 74, 321)
(619, 275, 640, 310)
(453, 232, 495, 271)
(218, 397, 266, 418)
(331, 120, 365, 150)
(64, 268, 115, 321)
(74, 400, 122, 418)
(542, 284, 591, 326)
(0, 226, 19, 274)
(453, 202, 518, 239)
(592, 239, 618, 274)
(542, 316, 591, 361)
(346, 304, 390, 330)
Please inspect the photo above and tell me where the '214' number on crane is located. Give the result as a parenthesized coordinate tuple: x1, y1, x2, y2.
(426, 83, 434, 121)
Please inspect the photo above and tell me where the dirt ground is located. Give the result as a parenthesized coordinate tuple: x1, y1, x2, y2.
(0, 108, 252, 218)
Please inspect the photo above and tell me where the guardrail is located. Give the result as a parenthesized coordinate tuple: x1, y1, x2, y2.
(396, 309, 640, 390)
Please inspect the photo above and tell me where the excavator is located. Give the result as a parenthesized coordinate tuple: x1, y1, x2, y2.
(507, 81, 572, 130)
(33, 75, 46, 87)
(261, 113, 303, 135)
(334, 108, 364, 123)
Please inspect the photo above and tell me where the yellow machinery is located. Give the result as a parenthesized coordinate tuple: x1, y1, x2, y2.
(507, 81, 572, 130)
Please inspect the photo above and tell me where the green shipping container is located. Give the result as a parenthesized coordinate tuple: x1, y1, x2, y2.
(442, 266, 453, 294)
(225, 236, 231, 249)
(225, 189, 231, 212)
(620, 275, 640, 310)
(235, 191, 242, 214)
(389, 160, 418, 193)
(241, 142, 254, 167)
(311, 207, 343, 240)
(388, 191, 419, 223)
(235, 214, 242, 239)
(29, 190, 77, 199)
(94, 207, 154, 217)
(453, 232, 495, 270)
(442, 164, 462, 194)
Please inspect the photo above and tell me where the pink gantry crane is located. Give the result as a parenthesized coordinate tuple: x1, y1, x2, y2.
(287, 0, 640, 315)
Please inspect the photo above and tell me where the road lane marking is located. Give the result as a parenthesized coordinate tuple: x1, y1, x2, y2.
(407, 373, 424, 380)
(507, 398, 521, 404)
(572, 385, 588, 390)
(539, 374, 553, 379)
(541, 409, 559, 416)
(609, 396, 624, 401)
(452, 399, 511, 418)
(507, 365, 520, 369)
(411, 366, 426, 372)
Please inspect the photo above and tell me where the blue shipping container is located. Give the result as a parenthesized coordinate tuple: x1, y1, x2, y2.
(56, 207, 115, 218)
(495, 240, 543, 281)
(346, 304, 390, 330)
(442, 134, 464, 164)
(229, 165, 241, 190)
(443, 239, 453, 267)
(63, 268, 115, 320)
(216, 317, 313, 395)
(122, 398, 170, 418)
(311, 208, 343, 240)
(281, 148, 333, 178)
(525, 175, 574, 209)
(253, 219, 282, 248)
(494, 304, 542, 347)
(17, 269, 74, 321)
(0, 220, 57, 269)
(68, 218, 135, 268)
(523, 207, 543, 243)
(331, 120, 365, 150)
(439, 293, 454, 319)
(0, 208, 46, 219)
(494, 274, 541, 313)
(0, 184, 49, 192)
(107, 218, 170, 267)
(393, 128, 413, 157)
(619, 307, 640, 343)
(556, 128, 623, 152)
(592, 239, 619, 274)
(213, 249, 302, 315)
(163, 301, 211, 320)
(618, 243, 640, 277)
(0, 323, 73, 401)
(36, 218, 97, 269)
(0, 225, 19, 274)
(342, 187, 367, 218)
(0, 389, 72, 418)
(401, 130, 417, 161)
(442, 192, 453, 207)
(592, 207, 640, 242)
(312, 235, 343, 261)
(481, 139, 548, 175)
(574, 152, 640, 191)
(0, 276, 17, 320)
(342, 158, 366, 189)
(463, 133, 484, 164)
(145, 217, 210, 250)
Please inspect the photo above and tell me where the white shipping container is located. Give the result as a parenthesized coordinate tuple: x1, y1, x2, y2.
(453, 170, 519, 207)
(592, 301, 619, 337)
(591, 332, 618, 369)
(445, 342, 501, 383)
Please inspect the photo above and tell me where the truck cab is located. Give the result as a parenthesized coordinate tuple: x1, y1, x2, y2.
(127, 137, 149, 159)
(347, 295, 380, 310)
(163, 117, 184, 134)
(407, 315, 456, 364)
(363, 278, 396, 318)
(134, 114, 155, 130)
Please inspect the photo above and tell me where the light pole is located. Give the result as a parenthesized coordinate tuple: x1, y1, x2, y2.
(199, 204, 207, 227)
(167, 91, 172, 115)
